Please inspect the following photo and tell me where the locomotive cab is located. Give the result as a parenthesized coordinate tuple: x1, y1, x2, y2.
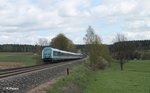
(42, 47, 53, 62)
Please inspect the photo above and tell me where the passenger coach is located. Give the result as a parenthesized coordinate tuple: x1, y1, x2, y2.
(42, 47, 82, 63)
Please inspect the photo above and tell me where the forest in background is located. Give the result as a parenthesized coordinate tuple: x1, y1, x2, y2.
(0, 40, 150, 60)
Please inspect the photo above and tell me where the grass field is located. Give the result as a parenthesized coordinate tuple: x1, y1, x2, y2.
(47, 60, 150, 93)
(0, 52, 40, 66)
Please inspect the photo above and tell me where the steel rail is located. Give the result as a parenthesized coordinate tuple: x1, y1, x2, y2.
(0, 62, 62, 79)
(0, 58, 86, 79)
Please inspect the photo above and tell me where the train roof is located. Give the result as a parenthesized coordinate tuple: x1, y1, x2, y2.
(43, 47, 82, 55)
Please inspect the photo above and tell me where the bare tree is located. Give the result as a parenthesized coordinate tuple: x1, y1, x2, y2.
(37, 38, 49, 46)
(35, 38, 49, 55)
(34, 38, 49, 65)
(113, 34, 135, 70)
(113, 33, 127, 43)
(114, 34, 127, 70)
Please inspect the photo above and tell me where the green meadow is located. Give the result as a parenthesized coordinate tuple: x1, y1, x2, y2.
(47, 60, 150, 93)
(0, 52, 39, 66)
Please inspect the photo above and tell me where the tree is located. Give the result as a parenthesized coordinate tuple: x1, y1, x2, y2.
(99, 45, 112, 67)
(113, 33, 135, 70)
(36, 38, 49, 46)
(50, 33, 76, 52)
(34, 38, 49, 65)
(35, 38, 49, 54)
(83, 26, 111, 70)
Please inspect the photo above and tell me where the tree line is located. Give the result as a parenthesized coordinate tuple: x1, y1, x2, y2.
(1, 39, 149, 54)
(0, 44, 36, 52)
(109, 40, 150, 52)
(109, 40, 150, 60)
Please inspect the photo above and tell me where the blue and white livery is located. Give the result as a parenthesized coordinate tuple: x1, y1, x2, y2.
(42, 47, 82, 62)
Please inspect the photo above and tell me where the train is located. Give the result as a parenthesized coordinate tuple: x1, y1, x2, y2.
(42, 47, 83, 63)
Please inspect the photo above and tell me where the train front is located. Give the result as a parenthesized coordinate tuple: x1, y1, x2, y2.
(42, 47, 53, 63)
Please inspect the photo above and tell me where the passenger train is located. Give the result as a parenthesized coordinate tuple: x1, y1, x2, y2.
(42, 47, 83, 63)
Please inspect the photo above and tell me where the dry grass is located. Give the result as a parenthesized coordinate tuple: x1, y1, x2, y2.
(0, 62, 24, 69)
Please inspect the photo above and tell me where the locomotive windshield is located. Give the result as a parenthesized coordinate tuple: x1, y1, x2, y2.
(43, 50, 51, 54)
(42, 47, 52, 59)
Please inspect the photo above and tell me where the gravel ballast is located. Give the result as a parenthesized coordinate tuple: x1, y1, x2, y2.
(0, 59, 86, 93)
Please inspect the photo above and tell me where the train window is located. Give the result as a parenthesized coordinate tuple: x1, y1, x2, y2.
(44, 50, 51, 54)
(57, 52, 59, 56)
(57, 52, 61, 56)
(62, 52, 65, 56)
(64, 53, 67, 56)
(53, 51, 58, 56)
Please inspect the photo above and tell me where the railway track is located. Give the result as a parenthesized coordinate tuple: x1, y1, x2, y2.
(0, 58, 86, 93)
(0, 62, 64, 79)
(0, 58, 85, 79)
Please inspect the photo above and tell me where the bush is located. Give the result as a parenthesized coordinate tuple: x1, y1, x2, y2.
(141, 52, 150, 60)
(99, 45, 112, 67)
(89, 57, 108, 70)
(134, 52, 141, 60)
(97, 57, 108, 70)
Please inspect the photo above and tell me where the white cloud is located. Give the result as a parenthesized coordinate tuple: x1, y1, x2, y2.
(125, 19, 150, 32)
(0, 0, 91, 31)
(0, 0, 149, 44)
(91, 0, 150, 44)
(0, 31, 54, 44)
(91, 0, 137, 18)
(124, 31, 150, 41)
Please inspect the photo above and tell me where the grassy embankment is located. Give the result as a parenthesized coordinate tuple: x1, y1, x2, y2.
(0, 52, 39, 66)
(47, 60, 150, 93)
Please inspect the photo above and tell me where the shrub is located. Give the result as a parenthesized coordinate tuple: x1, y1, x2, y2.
(141, 52, 150, 60)
(97, 57, 108, 70)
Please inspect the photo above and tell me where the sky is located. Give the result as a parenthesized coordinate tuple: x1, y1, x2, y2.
(0, 0, 149, 45)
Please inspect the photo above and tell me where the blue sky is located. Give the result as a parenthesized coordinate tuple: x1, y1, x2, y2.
(0, 0, 149, 45)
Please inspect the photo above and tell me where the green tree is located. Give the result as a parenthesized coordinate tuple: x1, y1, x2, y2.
(84, 26, 111, 70)
(99, 45, 112, 67)
(50, 33, 76, 52)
